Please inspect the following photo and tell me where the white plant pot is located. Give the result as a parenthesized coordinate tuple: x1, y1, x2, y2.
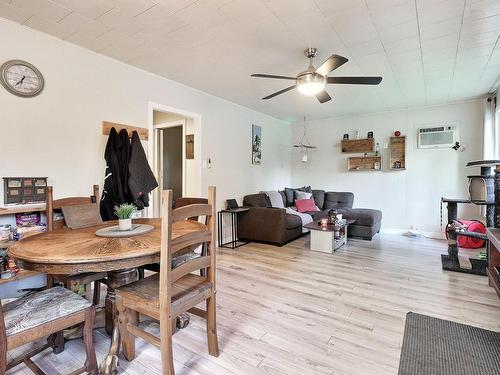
(118, 218, 132, 231)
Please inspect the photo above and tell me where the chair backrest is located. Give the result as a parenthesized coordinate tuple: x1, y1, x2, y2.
(159, 187, 216, 308)
(174, 197, 208, 222)
(46, 185, 100, 231)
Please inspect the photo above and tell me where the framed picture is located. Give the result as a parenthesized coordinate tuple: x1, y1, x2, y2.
(185, 134, 194, 159)
(367, 131, 374, 139)
(252, 124, 262, 165)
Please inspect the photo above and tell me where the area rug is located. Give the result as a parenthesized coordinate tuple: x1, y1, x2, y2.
(398, 312, 500, 375)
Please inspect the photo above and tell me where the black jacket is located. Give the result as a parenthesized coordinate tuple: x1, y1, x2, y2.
(128, 131, 158, 209)
(100, 128, 132, 220)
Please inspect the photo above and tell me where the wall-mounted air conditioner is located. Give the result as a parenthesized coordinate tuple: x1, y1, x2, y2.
(417, 125, 457, 149)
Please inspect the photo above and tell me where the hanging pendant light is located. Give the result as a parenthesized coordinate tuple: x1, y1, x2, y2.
(293, 116, 317, 163)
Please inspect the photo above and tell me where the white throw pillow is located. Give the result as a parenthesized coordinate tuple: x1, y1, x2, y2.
(294, 190, 312, 200)
(261, 191, 285, 208)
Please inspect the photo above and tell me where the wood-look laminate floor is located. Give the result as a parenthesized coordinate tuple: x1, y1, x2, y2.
(7, 234, 500, 375)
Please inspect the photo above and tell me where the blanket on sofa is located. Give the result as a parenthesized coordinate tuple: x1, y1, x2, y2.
(285, 207, 313, 232)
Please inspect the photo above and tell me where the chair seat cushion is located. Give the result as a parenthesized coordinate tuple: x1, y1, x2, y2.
(2, 286, 92, 337)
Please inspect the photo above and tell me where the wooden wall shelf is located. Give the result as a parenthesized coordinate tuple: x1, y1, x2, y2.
(341, 138, 374, 153)
(0, 204, 46, 216)
(389, 136, 406, 170)
(347, 156, 382, 171)
(102, 121, 149, 141)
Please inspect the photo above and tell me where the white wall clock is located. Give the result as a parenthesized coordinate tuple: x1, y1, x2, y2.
(0, 60, 44, 97)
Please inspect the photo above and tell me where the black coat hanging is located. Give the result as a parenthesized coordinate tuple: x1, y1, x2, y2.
(128, 131, 158, 209)
(100, 128, 132, 220)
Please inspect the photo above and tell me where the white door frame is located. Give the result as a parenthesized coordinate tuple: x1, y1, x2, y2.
(154, 120, 186, 203)
(147, 102, 202, 218)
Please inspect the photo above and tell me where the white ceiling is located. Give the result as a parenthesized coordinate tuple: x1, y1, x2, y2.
(1, 0, 499, 121)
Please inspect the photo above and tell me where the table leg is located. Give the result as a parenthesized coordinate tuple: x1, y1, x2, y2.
(105, 268, 139, 335)
(99, 269, 137, 375)
(99, 316, 121, 375)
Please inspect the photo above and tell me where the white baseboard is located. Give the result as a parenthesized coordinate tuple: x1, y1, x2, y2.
(380, 227, 446, 240)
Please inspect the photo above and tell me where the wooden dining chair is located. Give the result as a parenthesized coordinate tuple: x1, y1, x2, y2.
(46, 186, 107, 305)
(0, 286, 97, 374)
(115, 187, 219, 374)
(138, 196, 209, 277)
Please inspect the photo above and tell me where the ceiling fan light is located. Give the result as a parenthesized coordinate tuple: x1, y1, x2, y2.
(301, 152, 308, 163)
(298, 81, 325, 96)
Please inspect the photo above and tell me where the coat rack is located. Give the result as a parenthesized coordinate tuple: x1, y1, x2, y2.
(102, 121, 149, 141)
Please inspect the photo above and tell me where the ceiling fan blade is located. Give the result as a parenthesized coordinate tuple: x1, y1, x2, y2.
(316, 54, 348, 76)
(251, 74, 296, 80)
(316, 90, 331, 103)
(262, 85, 296, 100)
(327, 76, 383, 85)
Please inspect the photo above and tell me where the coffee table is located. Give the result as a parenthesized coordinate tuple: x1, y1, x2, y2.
(304, 219, 355, 253)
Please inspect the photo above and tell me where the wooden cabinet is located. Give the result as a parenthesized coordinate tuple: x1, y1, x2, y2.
(487, 228, 500, 298)
(389, 136, 406, 170)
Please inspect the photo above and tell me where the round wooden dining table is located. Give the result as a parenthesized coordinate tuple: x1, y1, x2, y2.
(8, 218, 203, 375)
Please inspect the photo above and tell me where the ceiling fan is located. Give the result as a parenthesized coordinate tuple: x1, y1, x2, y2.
(251, 48, 382, 103)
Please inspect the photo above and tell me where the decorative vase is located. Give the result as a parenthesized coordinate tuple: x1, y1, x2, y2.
(327, 209, 338, 225)
(118, 218, 132, 231)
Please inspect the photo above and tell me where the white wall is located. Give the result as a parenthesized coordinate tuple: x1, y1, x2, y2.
(0, 19, 291, 211)
(291, 101, 484, 235)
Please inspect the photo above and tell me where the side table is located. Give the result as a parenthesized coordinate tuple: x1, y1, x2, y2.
(218, 208, 249, 249)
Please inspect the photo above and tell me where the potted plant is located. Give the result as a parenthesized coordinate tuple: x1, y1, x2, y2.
(114, 203, 136, 231)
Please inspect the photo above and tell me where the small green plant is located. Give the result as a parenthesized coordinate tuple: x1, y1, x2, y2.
(114, 203, 136, 219)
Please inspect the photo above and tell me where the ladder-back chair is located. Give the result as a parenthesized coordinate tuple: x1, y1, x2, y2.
(46, 186, 107, 304)
(0, 286, 97, 374)
(138, 196, 209, 277)
(115, 186, 219, 374)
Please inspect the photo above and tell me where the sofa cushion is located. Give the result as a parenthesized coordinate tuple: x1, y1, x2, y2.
(324, 192, 354, 209)
(285, 213, 302, 229)
(243, 193, 269, 207)
(338, 208, 382, 226)
(307, 211, 326, 221)
(284, 186, 312, 206)
(312, 190, 325, 210)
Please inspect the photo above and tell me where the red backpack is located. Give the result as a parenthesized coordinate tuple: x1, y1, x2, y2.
(446, 219, 486, 249)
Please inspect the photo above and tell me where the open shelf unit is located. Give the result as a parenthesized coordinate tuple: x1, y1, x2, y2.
(0, 203, 46, 216)
(347, 156, 382, 171)
(389, 136, 406, 170)
(341, 138, 374, 153)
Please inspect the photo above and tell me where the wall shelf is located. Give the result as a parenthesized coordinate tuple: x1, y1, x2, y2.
(389, 136, 406, 170)
(0, 204, 46, 216)
(347, 156, 382, 171)
(102, 121, 149, 140)
(341, 138, 374, 153)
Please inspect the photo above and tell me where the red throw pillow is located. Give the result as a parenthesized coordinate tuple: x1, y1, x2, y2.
(295, 198, 319, 213)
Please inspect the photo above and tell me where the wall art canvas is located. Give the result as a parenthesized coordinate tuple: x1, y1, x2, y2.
(252, 124, 262, 165)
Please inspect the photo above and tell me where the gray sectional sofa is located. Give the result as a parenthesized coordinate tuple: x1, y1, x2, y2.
(237, 189, 382, 246)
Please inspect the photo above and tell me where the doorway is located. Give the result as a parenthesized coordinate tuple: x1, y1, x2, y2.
(157, 122, 184, 201)
(149, 104, 202, 217)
